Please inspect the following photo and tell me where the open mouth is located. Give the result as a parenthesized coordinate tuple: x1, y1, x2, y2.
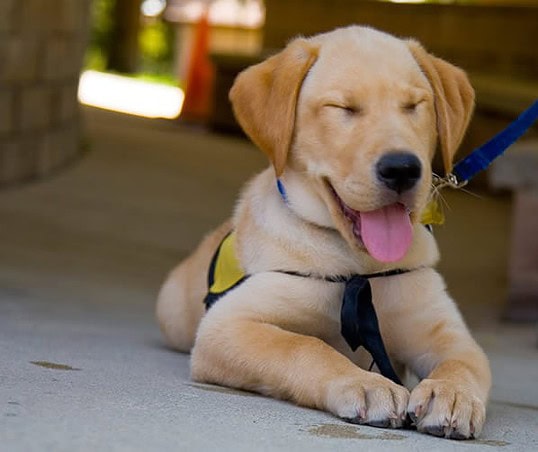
(329, 185, 414, 263)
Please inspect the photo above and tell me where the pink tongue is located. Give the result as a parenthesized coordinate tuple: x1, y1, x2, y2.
(360, 204, 413, 263)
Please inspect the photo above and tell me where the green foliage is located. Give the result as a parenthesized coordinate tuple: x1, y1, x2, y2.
(139, 18, 175, 77)
(86, 0, 115, 70)
(133, 72, 181, 87)
(139, 19, 172, 63)
(84, 47, 107, 71)
(84, 0, 177, 79)
(84, 0, 176, 82)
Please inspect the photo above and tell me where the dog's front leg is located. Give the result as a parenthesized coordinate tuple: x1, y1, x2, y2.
(376, 269, 491, 439)
(191, 276, 409, 428)
(407, 356, 489, 440)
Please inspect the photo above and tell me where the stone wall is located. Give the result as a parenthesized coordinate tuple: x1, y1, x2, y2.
(0, 0, 91, 186)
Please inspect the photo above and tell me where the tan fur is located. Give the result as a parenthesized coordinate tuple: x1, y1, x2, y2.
(156, 26, 490, 439)
(229, 39, 319, 176)
(407, 40, 475, 173)
(156, 220, 232, 351)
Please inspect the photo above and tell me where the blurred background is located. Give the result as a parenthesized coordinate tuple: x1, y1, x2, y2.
(1, 0, 537, 323)
(0, 1, 537, 449)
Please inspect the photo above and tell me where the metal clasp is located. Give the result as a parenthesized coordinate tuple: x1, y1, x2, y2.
(432, 173, 468, 190)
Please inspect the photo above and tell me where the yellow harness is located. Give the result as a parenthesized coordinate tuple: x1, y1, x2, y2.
(204, 232, 246, 308)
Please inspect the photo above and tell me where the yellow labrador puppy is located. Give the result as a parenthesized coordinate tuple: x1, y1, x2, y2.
(157, 25, 491, 440)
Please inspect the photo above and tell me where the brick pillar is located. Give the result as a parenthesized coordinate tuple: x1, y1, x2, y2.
(0, 0, 92, 186)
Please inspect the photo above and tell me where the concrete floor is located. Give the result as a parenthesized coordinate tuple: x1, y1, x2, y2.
(1, 107, 537, 451)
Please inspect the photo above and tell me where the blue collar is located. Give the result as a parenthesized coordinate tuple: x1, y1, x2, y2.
(276, 178, 288, 204)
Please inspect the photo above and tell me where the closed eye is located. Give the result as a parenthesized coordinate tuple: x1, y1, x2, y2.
(402, 99, 426, 113)
(325, 104, 361, 116)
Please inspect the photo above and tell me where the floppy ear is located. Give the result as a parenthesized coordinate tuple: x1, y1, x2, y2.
(407, 40, 475, 174)
(229, 38, 319, 176)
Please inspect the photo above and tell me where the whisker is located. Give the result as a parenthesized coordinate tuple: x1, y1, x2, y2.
(428, 181, 452, 216)
(458, 187, 484, 200)
(438, 192, 451, 211)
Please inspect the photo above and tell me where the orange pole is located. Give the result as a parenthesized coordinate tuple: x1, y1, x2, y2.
(180, 7, 215, 121)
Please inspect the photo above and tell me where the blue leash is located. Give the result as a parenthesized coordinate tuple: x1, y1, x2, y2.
(446, 99, 538, 187)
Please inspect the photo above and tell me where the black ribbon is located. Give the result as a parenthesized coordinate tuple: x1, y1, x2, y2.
(341, 274, 403, 385)
(278, 270, 405, 385)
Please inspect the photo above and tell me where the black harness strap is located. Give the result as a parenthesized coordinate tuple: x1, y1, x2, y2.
(276, 268, 409, 386)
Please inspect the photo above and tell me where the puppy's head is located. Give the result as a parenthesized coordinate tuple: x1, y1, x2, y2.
(230, 26, 474, 264)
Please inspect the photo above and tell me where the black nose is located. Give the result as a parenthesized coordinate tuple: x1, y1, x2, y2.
(376, 152, 422, 193)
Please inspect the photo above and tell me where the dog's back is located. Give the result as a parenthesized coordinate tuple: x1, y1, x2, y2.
(156, 220, 231, 351)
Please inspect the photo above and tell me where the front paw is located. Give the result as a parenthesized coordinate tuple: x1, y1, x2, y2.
(407, 379, 486, 439)
(326, 374, 410, 429)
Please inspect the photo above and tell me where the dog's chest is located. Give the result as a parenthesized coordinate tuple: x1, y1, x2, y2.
(293, 278, 397, 373)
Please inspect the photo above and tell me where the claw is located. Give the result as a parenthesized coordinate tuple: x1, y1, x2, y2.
(389, 416, 405, 429)
(403, 413, 415, 429)
(343, 416, 360, 425)
(422, 425, 446, 437)
(448, 431, 468, 440)
(368, 419, 391, 428)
